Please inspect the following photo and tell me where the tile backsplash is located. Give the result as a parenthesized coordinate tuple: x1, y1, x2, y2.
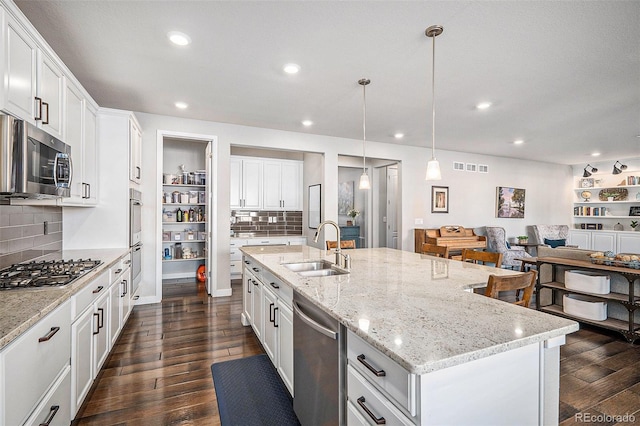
(231, 210, 302, 235)
(0, 205, 63, 270)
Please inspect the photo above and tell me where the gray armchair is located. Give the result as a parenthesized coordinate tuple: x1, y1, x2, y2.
(532, 225, 576, 248)
(486, 226, 533, 269)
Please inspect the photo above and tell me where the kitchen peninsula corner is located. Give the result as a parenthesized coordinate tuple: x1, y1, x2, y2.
(240, 245, 578, 425)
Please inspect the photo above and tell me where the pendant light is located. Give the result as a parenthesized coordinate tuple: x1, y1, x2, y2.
(358, 78, 371, 190)
(425, 25, 443, 181)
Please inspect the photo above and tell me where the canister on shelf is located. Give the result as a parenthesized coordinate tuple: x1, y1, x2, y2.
(180, 192, 189, 203)
(174, 243, 182, 259)
(172, 191, 181, 203)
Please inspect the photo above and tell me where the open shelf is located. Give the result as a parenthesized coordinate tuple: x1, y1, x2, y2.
(162, 221, 206, 224)
(163, 184, 206, 188)
(163, 240, 206, 243)
(162, 257, 206, 262)
(539, 281, 637, 303)
(540, 305, 635, 332)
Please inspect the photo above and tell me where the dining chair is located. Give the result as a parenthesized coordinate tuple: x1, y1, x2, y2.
(326, 240, 356, 250)
(421, 243, 450, 258)
(461, 249, 503, 268)
(485, 270, 538, 307)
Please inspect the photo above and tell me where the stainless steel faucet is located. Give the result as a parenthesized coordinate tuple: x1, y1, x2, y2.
(313, 220, 349, 268)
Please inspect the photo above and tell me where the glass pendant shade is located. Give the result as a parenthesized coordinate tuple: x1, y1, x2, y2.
(426, 158, 442, 180)
(359, 172, 371, 189)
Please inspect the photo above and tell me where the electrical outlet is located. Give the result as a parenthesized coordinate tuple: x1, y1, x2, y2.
(415, 218, 424, 225)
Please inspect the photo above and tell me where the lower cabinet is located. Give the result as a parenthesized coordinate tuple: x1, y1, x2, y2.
(0, 300, 72, 426)
(569, 229, 640, 253)
(24, 365, 72, 426)
(242, 256, 294, 395)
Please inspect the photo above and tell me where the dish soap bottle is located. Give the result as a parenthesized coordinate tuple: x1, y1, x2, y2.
(176, 207, 183, 222)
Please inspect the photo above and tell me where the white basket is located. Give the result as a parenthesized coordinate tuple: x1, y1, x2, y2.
(563, 294, 607, 321)
(565, 270, 610, 294)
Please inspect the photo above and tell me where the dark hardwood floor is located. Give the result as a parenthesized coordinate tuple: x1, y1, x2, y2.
(73, 280, 640, 425)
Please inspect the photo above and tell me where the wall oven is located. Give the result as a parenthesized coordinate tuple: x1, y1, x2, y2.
(130, 188, 142, 294)
(0, 114, 72, 199)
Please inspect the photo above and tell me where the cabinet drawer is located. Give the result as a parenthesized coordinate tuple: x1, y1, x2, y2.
(347, 365, 414, 426)
(230, 261, 243, 274)
(72, 270, 110, 319)
(111, 254, 130, 283)
(1, 300, 71, 426)
(230, 239, 247, 248)
(24, 365, 71, 426)
(230, 247, 242, 260)
(347, 330, 417, 417)
(261, 269, 292, 307)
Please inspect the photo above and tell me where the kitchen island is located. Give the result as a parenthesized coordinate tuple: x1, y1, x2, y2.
(241, 245, 579, 426)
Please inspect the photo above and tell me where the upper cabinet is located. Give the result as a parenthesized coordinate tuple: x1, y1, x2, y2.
(0, 7, 64, 139)
(129, 117, 142, 184)
(263, 160, 302, 211)
(58, 80, 98, 206)
(230, 156, 303, 211)
(230, 157, 263, 210)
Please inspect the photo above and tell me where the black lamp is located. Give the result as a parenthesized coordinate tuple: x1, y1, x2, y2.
(612, 161, 627, 175)
(583, 164, 598, 177)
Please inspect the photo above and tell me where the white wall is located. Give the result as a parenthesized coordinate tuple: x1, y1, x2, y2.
(135, 111, 573, 302)
(303, 152, 324, 248)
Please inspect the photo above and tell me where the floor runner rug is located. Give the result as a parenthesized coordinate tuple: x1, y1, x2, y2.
(211, 354, 301, 426)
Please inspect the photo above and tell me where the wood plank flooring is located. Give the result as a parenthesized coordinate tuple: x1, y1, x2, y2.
(73, 280, 640, 425)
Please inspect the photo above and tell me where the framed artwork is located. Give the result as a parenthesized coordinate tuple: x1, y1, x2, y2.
(629, 206, 640, 217)
(496, 186, 526, 218)
(308, 184, 321, 229)
(338, 181, 354, 215)
(431, 186, 449, 213)
(580, 178, 594, 188)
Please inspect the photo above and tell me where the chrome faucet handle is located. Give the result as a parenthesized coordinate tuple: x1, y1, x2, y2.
(343, 254, 351, 270)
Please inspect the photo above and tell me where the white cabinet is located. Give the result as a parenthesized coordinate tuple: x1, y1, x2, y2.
(261, 283, 278, 362)
(129, 117, 142, 184)
(277, 301, 294, 394)
(37, 50, 64, 139)
(250, 274, 263, 340)
(58, 81, 98, 206)
(241, 268, 254, 326)
(230, 157, 263, 209)
(1, 7, 37, 121)
(569, 230, 640, 253)
(0, 300, 71, 426)
(24, 365, 71, 426)
(263, 160, 302, 210)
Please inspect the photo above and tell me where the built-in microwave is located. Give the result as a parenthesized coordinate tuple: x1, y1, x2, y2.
(0, 114, 72, 199)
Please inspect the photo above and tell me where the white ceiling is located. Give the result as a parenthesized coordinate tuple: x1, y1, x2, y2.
(14, 0, 640, 166)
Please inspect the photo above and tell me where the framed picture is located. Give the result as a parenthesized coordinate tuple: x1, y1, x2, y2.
(630, 206, 640, 217)
(496, 186, 526, 218)
(580, 178, 594, 188)
(308, 184, 321, 229)
(431, 186, 449, 213)
(338, 181, 354, 215)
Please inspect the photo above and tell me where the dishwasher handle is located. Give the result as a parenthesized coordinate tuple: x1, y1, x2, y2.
(293, 300, 338, 340)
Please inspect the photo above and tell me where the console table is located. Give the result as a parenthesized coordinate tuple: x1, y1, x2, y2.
(536, 256, 640, 342)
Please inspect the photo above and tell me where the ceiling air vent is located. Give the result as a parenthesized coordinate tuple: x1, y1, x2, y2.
(453, 161, 465, 171)
(478, 164, 489, 173)
(466, 163, 477, 172)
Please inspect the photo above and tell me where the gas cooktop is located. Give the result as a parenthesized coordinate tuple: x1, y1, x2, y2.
(0, 259, 102, 290)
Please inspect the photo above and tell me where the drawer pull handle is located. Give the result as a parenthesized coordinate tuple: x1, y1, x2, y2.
(124, 259, 131, 265)
(92, 285, 104, 294)
(273, 307, 278, 328)
(244, 260, 250, 264)
(93, 312, 100, 335)
(115, 268, 123, 274)
(252, 267, 260, 272)
(269, 302, 275, 323)
(357, 396, 386, 424)
(38, 326, 60, 342)
(270, 282, 280, 289)
(357, 354, 386, 377)
(39, 405, 60, 426)
(247, 278, 252, 294)
(252, 280, 259, 286)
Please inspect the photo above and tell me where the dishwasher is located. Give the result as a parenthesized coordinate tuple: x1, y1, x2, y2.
(293, 292, 346, 426)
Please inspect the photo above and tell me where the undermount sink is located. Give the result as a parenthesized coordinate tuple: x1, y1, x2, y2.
(283, 260, 349, 277)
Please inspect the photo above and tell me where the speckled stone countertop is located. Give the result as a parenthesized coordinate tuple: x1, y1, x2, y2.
(241, 245, 579, 375)
(0, 248, 129, 350)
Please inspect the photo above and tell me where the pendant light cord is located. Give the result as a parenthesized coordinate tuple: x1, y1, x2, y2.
(362, 82, 367, 172)
(431, 33, 436, 159)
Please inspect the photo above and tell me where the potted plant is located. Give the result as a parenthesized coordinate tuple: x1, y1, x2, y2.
(517, 235, 529, 244)
(347, 208, 360, 225)
(631, 220, 638, 231)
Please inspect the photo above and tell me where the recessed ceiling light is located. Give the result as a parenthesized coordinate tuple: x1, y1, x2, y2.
(302, 120, 313, 126)
(283, 63, 300, 74)
(394, 133, 404, 139)
(175, 102, 188, 109)
(591, 152, 601, 157)
(513, 139, 524, 145)
(476, 102, 492, 110)
(168, 31, 191, 46)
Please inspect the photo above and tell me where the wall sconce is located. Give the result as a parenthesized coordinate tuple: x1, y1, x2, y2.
(583, 164, 598, 177)
(612, 161, 627, 175)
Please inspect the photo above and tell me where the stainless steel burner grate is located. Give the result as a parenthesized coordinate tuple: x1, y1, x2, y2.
(0, 259, 102, 290)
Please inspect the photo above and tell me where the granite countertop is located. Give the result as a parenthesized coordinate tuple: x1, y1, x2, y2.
(240, 245, 579, 375)
(0, 248, 130, 350)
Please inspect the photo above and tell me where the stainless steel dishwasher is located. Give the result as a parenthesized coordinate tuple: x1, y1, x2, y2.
(293, 292, 345, 426)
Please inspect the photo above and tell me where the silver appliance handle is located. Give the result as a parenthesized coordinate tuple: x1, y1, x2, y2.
(52, 153, 59, 187)
(293, 300, 337, 340)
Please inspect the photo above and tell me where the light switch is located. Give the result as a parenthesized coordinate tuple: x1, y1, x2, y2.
(415, 218, 424, 225)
